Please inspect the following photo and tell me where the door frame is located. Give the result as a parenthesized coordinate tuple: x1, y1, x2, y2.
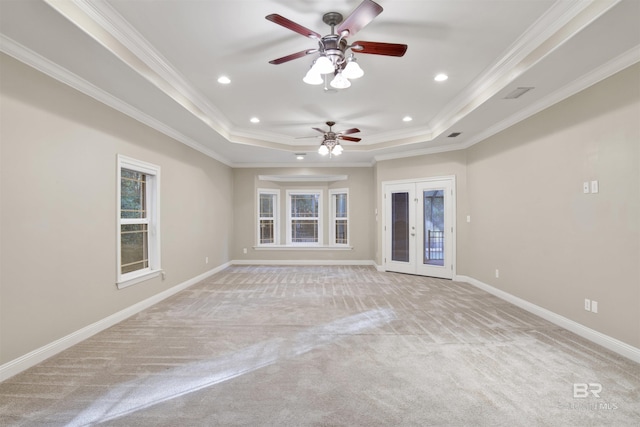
(381, 175, 457, 278)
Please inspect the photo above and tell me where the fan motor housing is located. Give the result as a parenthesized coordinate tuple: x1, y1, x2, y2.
(319, 35, 348, 66)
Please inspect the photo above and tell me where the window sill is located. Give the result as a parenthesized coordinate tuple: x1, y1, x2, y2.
(117, 269, 163, 289)
(254, 245, 353, 251)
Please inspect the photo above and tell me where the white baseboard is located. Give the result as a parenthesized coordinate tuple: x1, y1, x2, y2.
(231, 259, 376, 266)
(456, 275, 640, 364)
(0, 262, 231, 382)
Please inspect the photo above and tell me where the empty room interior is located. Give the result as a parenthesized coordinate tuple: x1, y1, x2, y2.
(1, 0, 639, 425)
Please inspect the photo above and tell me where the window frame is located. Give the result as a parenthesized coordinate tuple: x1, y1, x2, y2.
(257, 189, 280, 246)
(117, 155, 161, 289)
(329, 188, 349, 246)
(286, 189, 323, 246)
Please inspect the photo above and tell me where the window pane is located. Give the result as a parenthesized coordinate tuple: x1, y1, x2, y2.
(335, 194, 347, 218)
(260, 219, 274, 244)
(121, 169, 147, 219)
(260, 194, 274, 217)
(291, 194, 318, 217)
(335, 220, 348, 244)
(291, 220, 318, 243)
(121, 224, 149, 274)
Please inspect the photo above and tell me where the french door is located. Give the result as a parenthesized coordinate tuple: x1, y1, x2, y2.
(384, 178, 454, 279)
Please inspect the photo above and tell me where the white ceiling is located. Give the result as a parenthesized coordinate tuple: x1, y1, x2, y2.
(1, 0, 639, 167)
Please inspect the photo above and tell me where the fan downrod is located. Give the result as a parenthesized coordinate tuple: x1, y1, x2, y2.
(322, 12, 343, 27)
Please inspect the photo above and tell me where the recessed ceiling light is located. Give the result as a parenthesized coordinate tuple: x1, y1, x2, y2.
(295, 153, 306, 160)
(250, 117, 260, 124)
(434, 73, 448, 82)
(217, 76, 231, 84)
(402, 116, 413, 122)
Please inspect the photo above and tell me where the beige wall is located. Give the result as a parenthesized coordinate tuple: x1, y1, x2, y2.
(1, 50, 638, 367)
(232, 167, 375, 261)
(0, 54, 233, 364)
(465, 64, 640, 347)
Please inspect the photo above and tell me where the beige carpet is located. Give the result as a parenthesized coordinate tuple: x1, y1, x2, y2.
(1, 265, 638, 426)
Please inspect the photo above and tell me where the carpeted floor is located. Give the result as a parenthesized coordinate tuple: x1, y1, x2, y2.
(1, 265, 638, 426)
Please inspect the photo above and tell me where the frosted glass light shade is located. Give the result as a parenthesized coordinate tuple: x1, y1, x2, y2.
(303, 69, 323, 85)
(330, 73, 351, 89)
(318, 144, 329, 155)
(312, 56, 335, 74)
(342, 60, 364, 79)
(332, 144, 343, 155)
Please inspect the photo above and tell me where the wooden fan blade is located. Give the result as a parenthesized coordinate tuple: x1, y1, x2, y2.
(266, 14, 321, 39)
(352, 41, 408, 57)
(339, 128, 360, 135)
(312, 127, 326, 133)
(339, 136, 361, 142)
(336, 0, 383, 37)
(269, 49, 315, 65)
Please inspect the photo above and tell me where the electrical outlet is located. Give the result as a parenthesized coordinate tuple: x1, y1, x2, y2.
(584, 298, 591, 311)
(243, 248, 247, 254)
(495, 269, 499, 278)
(205, 257, 209, 264)
(591, 301, 598, 313)
(583, 182, 590, 194)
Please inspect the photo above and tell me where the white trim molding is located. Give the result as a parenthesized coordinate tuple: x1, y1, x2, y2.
(0, 263, 231, 382)
(456, 275, 640, 364)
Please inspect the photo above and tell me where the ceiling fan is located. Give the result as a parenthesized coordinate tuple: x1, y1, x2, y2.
(308, 121, 361, 156)
(266, 0, 408, 89)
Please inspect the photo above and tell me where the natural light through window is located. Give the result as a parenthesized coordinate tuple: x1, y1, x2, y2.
(287, 190, 322, 245)
(117, 155, 161, 289)
(257, 189, 279, 245)
(330, 189, 349, 245)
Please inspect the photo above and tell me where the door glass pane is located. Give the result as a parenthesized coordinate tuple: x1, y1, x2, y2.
(423, 190, 444, 266)
(391, 192, 409, 262)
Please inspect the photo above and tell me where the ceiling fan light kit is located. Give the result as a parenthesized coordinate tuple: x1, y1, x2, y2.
(307, 121, 360, 157)
(266, 0, 407, 91)
(266, 0, 407, 157)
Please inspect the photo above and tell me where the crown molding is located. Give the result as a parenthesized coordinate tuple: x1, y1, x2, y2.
(457, 44, 640, 151)
(43, 0, 233, 136)
(0, 34, 233, 167)
(427, 0, 622, 141)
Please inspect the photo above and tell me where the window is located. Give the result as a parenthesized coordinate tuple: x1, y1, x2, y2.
(286, 190, 322, 245)
(117, 155, 161, 288)
(257, 189, 279, 245)
(330, 189, 349, 245)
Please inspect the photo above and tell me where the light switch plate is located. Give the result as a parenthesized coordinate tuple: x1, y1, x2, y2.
(591, 180, 599, 193)
(583, 182, 590, 193)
